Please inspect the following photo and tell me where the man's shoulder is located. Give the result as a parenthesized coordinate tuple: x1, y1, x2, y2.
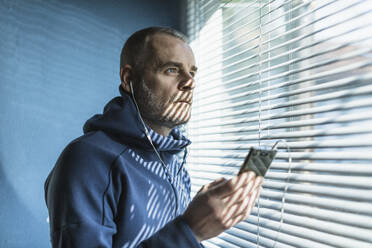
(74, 130, 127, 156)
(57, 131, 129, 173)
(45, 131, 130, 216)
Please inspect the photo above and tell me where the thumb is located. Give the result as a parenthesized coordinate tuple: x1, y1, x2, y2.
(198, 177, 226, 193)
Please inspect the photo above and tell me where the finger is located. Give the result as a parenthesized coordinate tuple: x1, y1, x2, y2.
(234, 171, 256, 188)
(211, 177, 228, 187)
(226, 185, 263, 228)
(253, 176, 264, 190)
(227, 185, 259, 222)
(221, 189, 243, 217)
(222, 185, 262, 225)
(231, 188, 261, 225)
(199, 177, 226, 193)
(206, 177, 227, 191)
(223, 189, 259, 228)
(244, 187, 261, 219)
(222, 173, 261, 206)
(211, 171, 255, 198)
(222, 193, 251, 224)
(222, 179, 254, 209)
(221, 173, 250, 202)
(238, 171, 257, 193)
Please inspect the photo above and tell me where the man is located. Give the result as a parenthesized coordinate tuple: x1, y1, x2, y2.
(45, 27, 263, 247)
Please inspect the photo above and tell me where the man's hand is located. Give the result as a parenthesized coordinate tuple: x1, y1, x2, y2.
(182, 171, 263, 242)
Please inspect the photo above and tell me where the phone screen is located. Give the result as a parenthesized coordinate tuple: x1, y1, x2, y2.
(238, 147, 277, 177)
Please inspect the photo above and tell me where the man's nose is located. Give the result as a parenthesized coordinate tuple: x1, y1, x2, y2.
(178, 73, 195, 91)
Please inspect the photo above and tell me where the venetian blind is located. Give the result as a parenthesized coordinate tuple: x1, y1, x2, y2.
(185, 0, 372, 247)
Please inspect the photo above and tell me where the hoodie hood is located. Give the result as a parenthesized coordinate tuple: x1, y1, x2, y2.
(83, 86, 191, 153)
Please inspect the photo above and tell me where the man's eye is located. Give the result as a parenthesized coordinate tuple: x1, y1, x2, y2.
(166, 68, 178, 73)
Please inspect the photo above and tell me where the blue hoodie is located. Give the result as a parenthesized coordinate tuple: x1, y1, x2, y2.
(45, 88, 202, 248)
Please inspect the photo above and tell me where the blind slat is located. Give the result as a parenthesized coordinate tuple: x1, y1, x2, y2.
(240, 215, 372, 248)
(187, 161, 372, 175)
(189, 111, 372, 135)
(256, 198, 372, 230)
(188, 150, 372, 161)
(196, 75, 372, 118)
(187, 170, 372, 189)
(193, 98, 372, 128)
(190, 139, 372, 149)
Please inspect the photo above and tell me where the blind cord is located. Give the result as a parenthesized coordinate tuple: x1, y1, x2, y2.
(258, 0, 263, 149)
(257, 1, 263, 245)
(257, 139, 292, 248)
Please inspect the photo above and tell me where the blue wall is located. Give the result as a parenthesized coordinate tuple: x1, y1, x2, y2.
(0, 0, 182, 247)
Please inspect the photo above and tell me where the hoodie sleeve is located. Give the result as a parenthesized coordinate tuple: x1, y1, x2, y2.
(45, 140, 118, 247)
(138, 216, 202, 248)
(45, 140, 203, 248)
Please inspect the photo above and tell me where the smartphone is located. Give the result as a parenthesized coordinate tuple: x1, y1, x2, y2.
(238, 147, 277, 177)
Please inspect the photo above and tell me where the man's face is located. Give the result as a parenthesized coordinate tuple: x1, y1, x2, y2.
(133, 34, 197, 130)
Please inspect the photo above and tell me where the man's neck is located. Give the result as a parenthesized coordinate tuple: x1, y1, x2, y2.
(144, 119, 172, 137)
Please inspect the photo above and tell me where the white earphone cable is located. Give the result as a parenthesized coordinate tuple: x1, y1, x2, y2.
(129, 81, 189, 210)
(257, 139, 292, 248)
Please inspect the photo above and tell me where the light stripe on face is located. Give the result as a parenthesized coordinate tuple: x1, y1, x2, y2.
(172, 103, 188, 122)
(176, 104, 189, 122)
(163, 90, 193, 124)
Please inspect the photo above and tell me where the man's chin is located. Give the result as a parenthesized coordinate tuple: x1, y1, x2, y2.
(162, 116, 191, 129)
(174, 119, 190, 127)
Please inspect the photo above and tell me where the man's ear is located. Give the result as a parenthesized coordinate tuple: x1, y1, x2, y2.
(120, 64, 133, 93)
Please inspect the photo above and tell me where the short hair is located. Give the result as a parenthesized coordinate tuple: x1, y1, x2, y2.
(120, 27, 188, 74)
